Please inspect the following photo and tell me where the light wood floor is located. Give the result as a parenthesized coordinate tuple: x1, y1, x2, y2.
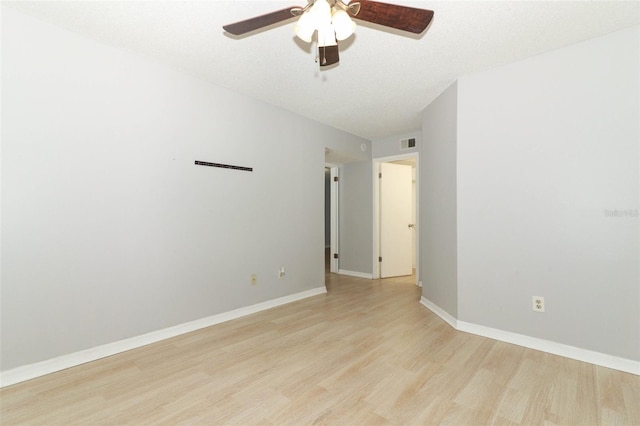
(1, 272, 639, 425)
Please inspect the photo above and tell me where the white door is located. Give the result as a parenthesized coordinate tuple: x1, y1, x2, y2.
(379, 162, 413, 278)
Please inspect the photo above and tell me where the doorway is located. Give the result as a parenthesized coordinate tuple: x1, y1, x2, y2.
(373, 154, 418, 283)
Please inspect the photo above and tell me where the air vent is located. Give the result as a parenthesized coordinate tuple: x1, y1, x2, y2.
(400, 138, 416, 150)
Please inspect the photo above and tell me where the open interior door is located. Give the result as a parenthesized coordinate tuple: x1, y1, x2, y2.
(379, 162, 413, 278)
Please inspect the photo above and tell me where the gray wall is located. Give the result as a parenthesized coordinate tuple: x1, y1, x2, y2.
(372, 132, 421, 159)
(339, 161, 374, 274)
(456, 26, 639, 360)
(0, 7, 369, 371)
(419, 83, 459, 318)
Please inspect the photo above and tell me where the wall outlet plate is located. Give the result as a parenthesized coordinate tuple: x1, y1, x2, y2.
(532, 296, 545, 312)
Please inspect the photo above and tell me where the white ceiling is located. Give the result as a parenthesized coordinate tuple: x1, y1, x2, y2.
(5, 1, 639, 140)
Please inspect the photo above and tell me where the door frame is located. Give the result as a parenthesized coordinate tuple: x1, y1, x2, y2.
(372, 153, 419, 283)
(326, 163, 340, 273)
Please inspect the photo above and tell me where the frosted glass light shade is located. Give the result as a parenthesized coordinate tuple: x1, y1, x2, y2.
(294, 0, 354, 45)
(294, 12, 315, 43)
(294, 0, 333, 43)
(310, 0, 332, 27)
(332, 9, 356, 41)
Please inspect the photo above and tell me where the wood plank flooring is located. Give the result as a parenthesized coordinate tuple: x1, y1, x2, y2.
(1, 272, 638, 425)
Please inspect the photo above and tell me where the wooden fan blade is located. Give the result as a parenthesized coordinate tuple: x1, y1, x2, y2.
(352, 0, 433, 34)
(319, 45, 340, 67)
(223, 7, 300, 35)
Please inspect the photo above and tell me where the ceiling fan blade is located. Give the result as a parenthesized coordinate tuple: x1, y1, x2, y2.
(223, 7, 300, 35)
(319, 45, 340, 67)
(351, 0, 434, 34)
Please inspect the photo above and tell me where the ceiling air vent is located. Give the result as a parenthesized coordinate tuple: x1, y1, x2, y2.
(400, 138, 416, 150)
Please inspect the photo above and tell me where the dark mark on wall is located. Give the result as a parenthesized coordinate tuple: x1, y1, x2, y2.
(195, 160, 253, 172)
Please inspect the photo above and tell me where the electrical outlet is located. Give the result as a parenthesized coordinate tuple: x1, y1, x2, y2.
(532, 296, 545, 312)
(251, 274, 257, 285)
(278, 267, 285, 278)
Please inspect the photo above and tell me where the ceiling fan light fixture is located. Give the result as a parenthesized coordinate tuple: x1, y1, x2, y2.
(310, 0, 332, 26)
(293, 11, 315, 42)
(331, 8, 356, 41)
(294, 0, 338, 44)
(317, 25, 337, 47)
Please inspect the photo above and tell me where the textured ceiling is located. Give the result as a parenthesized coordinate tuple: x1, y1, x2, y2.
(5, 1, 640, 140)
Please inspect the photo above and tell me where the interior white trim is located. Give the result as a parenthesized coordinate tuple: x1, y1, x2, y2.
(420, 296, 458, 329)
(0, 286, 327, 388)
(328, 164, 340, 274)
(420, 297, 640, 376)
(338, 269, 374, 279)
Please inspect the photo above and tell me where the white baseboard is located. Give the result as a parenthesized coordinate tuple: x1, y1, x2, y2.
(420, 297, 639, 376)
(420, 297, 458, 329)
(0, 286, 327, 388)
(338, 269, 374, 279)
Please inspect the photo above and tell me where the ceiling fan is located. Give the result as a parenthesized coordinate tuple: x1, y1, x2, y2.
(223, 0, 434, 67)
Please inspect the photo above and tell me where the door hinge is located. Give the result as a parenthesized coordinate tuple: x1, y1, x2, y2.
(333, 253, 339, 259)
(378, 256, 382, 262)
(333, 176, 339, 182)
(379, 172, 382, 179)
